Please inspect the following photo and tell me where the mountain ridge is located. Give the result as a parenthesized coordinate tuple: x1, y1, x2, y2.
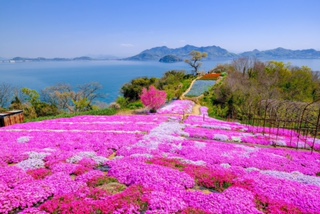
(3, 46, 320, 62)
(124, 45, 320, 61)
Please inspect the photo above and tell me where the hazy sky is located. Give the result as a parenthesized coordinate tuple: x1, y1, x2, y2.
(1, 0, 319, 58)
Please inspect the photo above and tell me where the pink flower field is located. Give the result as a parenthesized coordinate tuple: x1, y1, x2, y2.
(0, 100, 320, 213)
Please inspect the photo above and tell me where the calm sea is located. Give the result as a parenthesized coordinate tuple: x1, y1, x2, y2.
(1, 59, 320, 104)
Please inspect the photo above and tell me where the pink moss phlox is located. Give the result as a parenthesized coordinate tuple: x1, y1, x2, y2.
(0, 167, 34, 188)
(108, 159, 195, 191)
(27, 168, 52, 180)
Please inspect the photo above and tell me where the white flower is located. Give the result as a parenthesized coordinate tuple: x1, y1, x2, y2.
(213, 134, 228, 142)
(17, 136, 31, 143)
(261, 170, 320, 187)
(17, 159, 45, 171)
(231, 136, 242, 142)
(273, 140, 287, 146)
(194, 141, 206, 149)
(28, 151, 50, 160)
(220, 163, 231, 168)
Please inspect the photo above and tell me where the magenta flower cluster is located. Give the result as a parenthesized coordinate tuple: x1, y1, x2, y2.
(0, 100, 319, 213)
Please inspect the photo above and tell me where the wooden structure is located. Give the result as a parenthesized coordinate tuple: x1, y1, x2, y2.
(0, 110, 24, 127)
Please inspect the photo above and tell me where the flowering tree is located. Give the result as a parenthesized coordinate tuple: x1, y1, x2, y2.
(140, 86, 167, 112)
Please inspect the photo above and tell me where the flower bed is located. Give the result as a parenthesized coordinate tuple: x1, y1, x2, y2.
(186, 80, 216, 97)
(199, 73, 221, 80)
(157, 100, 195, 115)
(0, 113, 320, 213)
(184, 115, 320, 151)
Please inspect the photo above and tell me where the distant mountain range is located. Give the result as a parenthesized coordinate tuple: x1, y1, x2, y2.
(4, 56, 94, 62)
(124, 45, 320, 61)
(2, 45, 320, 63)
(1, 55, 119, 62)
(124, 45, 237, 61)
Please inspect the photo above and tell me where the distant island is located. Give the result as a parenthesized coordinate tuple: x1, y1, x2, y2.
(1, 55, 119, 63)
(2, 45, 320, 63)
(159, 55, 182, 63)
(5, 56, 94, 63)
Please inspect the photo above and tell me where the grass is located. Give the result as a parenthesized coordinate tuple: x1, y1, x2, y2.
(25, 108, 117, 122)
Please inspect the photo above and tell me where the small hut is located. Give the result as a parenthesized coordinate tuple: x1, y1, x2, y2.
(0, 110, 24, 127)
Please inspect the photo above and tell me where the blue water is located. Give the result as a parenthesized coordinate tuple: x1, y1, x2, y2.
(0, 59, 319, 104)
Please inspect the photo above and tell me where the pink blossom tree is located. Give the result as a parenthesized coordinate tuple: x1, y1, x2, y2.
(140, 86, 167, 113)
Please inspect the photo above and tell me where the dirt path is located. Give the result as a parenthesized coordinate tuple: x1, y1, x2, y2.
(191, 104, 201, 115)
(180, 77, 202, 116)
(179, 77, 199, 100)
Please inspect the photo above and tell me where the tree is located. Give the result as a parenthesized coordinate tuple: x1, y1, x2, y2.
(185, 51, 208, 75)
(21, 88, 59, 117)
(0, 82, 14, 109)
(232, 57, 255, 77)
(140, 86, 167, 113)
(121, 77, 158, 102)
(41, 82, 104, 113)
(41, 84, 75, 112)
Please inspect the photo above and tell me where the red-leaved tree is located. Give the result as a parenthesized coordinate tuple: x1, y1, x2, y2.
(140, 86, 167, 113)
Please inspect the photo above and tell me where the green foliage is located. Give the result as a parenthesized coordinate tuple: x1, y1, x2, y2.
(121, 77, 158, 102)
(158, 70, 195, 100)
(120, 70, 195, 108)
(200, 59, 320, 120)
(26, 108, 117, 122)
(127, 101, 144, 110)
(74, 98, 92, 112)
(15, 88, 60, 119)
(116, 97, 129, 109)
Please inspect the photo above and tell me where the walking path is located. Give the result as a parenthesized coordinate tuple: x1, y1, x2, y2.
(179, 77, 202, 116)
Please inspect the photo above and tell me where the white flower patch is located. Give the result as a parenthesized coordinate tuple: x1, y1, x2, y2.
(136, 122, 156, 125)
(235, 145, 259, 158)
(113, 155, 124, 160)
(67, 155, 83, 164)
(213, 134, 229, 142)
(241, 133, 255, 137)
(297, 141, 311, 149)
(181, 159, 206, 166)
(261, 170, 320, 187)
(194, 141, 206, 149)
(231, 136, 242, 143)
(92, 156, 108, 165)
(17, 136, 32, 143)
(136, 121, 188, 150)
(202, 124, 232, 130)
(67, 151, 108, 165)
(272, 140, 287, 147)
(220, 163, 231, 169)
(130, 153, 154, 159)
(245, 167, 260, 172)
(221, 152, 232, 158)
(17, 159, 45, 171)
(77, 151, 97, 158)
(28, 151, 50, 160)
(171, 142, 183, 151)
(43, 148, 56, 152)
(239, 127, 248, 132)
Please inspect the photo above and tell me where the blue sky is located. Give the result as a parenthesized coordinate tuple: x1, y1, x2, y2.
(0, 0, 319, 58)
